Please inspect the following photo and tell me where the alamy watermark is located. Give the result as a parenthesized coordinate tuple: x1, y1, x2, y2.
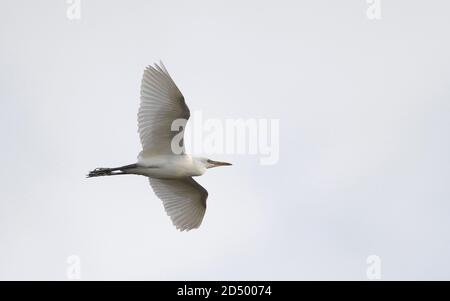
(171, 111, 279, 165)
(66, 255, 81, 280)
(66, 0, 81, 20)
(366, 0, 382, 20)
(366, 255, 382, 280)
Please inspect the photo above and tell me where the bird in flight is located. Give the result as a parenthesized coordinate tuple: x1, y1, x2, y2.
(88, 62, 231, 231)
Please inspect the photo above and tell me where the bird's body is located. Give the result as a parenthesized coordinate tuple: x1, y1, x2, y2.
(88, 62, 231, 231)
(130, 154, 206, 178)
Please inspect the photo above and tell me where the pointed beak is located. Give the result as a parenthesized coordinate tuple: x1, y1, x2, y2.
(207, 160, 232, 168)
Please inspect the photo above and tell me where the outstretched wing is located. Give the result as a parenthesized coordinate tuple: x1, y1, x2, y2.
(149, 177, 208, 231)
(138, 62, 190, 156)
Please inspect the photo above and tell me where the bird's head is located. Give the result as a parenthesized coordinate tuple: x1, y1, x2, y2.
(198, 157, 232, 169)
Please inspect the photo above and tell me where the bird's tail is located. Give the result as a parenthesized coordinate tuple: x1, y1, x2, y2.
(87, 164, 137, 178)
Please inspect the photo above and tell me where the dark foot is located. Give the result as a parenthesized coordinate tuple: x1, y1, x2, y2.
(87, 168, 112, 178)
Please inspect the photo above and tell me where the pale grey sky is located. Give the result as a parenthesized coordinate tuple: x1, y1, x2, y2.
(1, 0, 450, 280)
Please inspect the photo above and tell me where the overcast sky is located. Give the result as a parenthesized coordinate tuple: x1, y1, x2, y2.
(1, 0, 450, 280)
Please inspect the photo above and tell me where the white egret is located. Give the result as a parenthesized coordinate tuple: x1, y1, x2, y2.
(88, 62, 231, 231)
